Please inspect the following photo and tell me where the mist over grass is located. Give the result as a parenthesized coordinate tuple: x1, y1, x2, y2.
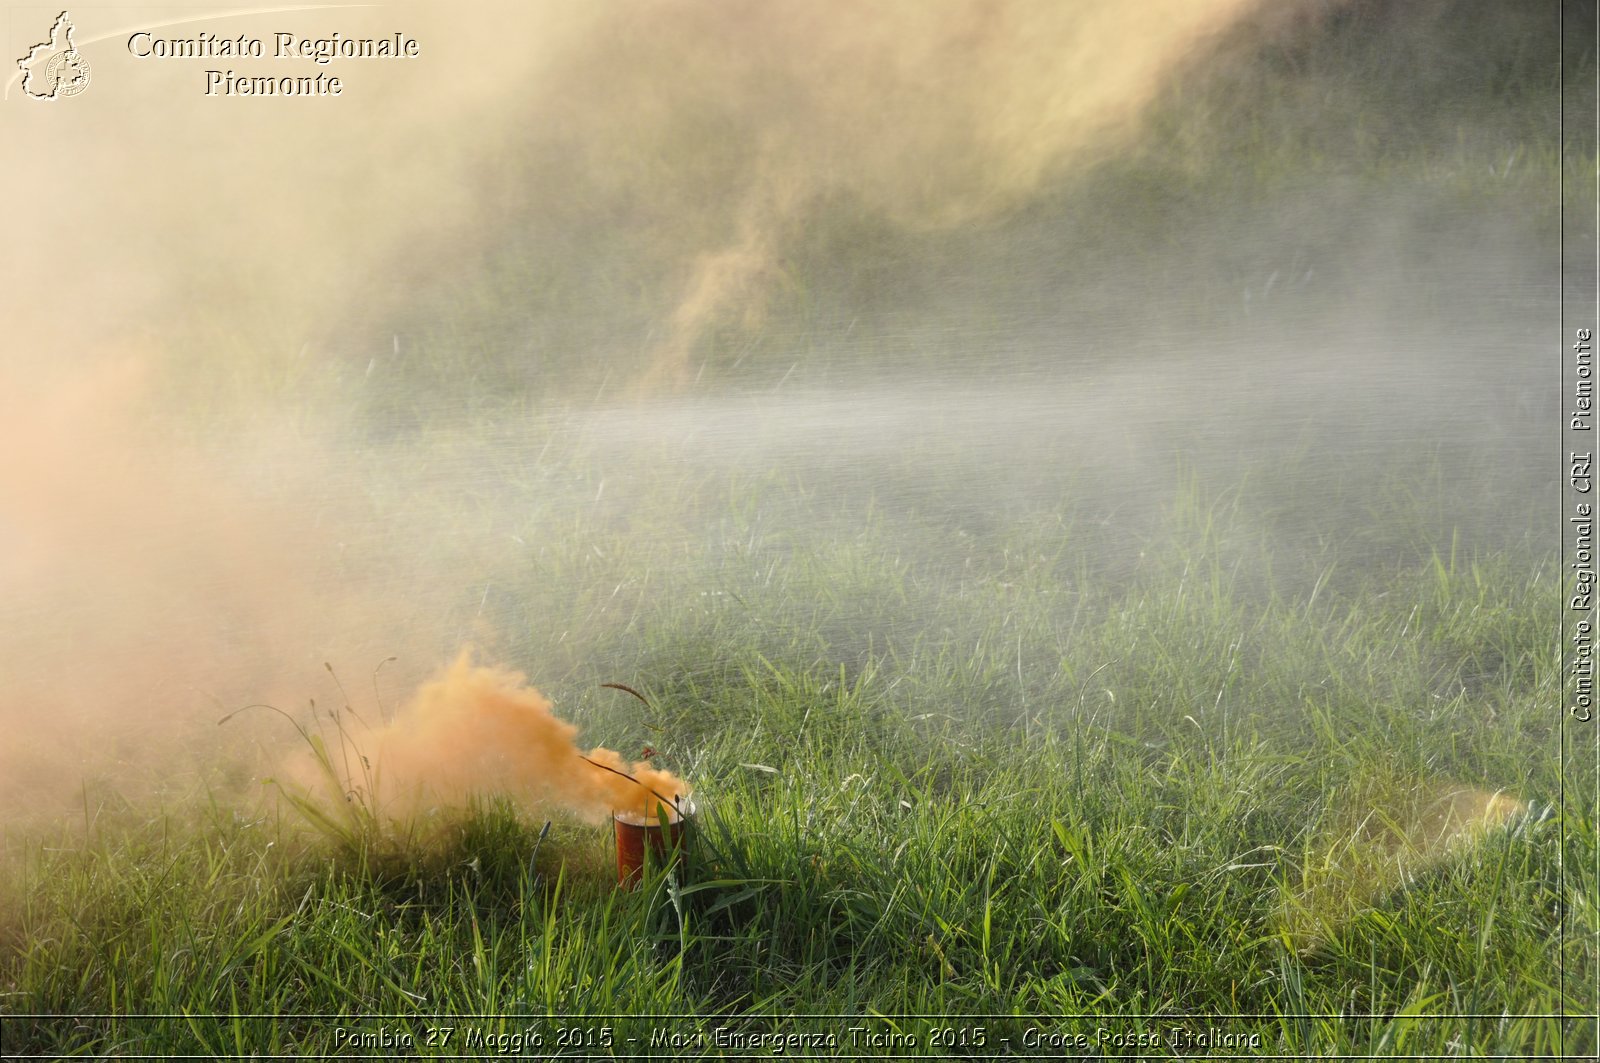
(212, 0, 1571, 414)
(1, 0, 1593, 1057)
(2, 467, 1583, 1054)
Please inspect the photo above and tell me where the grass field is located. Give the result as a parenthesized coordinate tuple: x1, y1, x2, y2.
(2, 2, 1595, 1059)
(0, 442, 1591, 1057)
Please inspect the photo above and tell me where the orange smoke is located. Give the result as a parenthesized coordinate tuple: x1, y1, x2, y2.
(616, 0, 1272, 388)
(310, 651, 689, 825)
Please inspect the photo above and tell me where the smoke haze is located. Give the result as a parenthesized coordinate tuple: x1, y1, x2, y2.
(299, 652, 689, 824)
(0, 0, 1566, 831)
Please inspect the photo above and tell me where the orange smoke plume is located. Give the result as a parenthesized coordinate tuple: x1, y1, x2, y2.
(618, 0, 1272, 389)
(307, 651, 688, 825)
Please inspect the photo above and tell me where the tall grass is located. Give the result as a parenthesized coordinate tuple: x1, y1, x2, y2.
(1, 466, 1587, 1058)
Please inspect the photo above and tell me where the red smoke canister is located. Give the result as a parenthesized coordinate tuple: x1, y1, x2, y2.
(613, 799, 692, 887)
